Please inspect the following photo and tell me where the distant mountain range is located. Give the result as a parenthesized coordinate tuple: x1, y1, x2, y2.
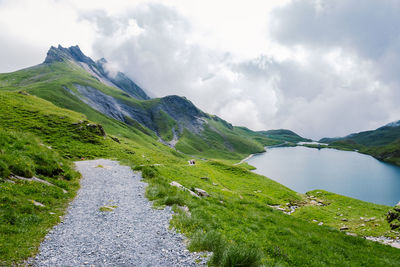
(320, 121, 400, 166)
(0, 45, 308, 159)
(259, 129, 311, 143)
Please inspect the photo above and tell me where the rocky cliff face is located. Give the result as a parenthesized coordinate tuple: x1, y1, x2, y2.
(44, 45, 95, 65)
(44, 45, 150, 101)
(45, 45, 208, 141)
(70, 82, 207, 137)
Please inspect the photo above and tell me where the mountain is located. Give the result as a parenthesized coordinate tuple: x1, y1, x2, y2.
(44, 45, 150, 100)
(1, 46, 399, 266)
(384, 120, 400, 128)
(0, 45, 285, 159)
(320, 121, 400, 165)
(258, 129, 312, 143)
(320, 121, 400, 147)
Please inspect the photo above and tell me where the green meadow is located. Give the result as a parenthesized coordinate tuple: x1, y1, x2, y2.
(0, 91, 399, 266)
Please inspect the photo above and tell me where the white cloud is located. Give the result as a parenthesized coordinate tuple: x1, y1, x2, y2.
(0, 0, 399, 139)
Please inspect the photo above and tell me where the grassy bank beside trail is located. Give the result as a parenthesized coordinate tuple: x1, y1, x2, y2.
(1, 91, 400, 266)
(0, 129, 80, 265)
(141, 162, 400, 266)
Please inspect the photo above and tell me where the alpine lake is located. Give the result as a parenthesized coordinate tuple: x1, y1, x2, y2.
(247, 145, 400, 206)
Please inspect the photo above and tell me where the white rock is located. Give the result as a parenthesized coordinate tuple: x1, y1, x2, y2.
(194, 188, 209, 197)
(31, 200, 45, 207)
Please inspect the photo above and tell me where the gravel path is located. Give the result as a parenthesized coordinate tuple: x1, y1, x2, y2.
(34, 159, 206, 266)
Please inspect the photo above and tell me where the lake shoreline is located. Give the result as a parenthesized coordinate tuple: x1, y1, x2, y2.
(234, 153, 255, 165)
(246, 145, 400, 206)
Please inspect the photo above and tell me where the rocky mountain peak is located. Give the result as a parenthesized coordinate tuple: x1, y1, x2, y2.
(44, 45, 95, 65)
(43, 45, 150, 100)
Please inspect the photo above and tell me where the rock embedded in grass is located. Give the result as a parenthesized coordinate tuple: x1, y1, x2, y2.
(194, 188, 209, 197)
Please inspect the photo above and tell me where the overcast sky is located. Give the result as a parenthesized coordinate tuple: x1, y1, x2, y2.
(1, 0, 399, 139)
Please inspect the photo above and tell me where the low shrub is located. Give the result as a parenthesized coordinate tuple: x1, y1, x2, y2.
(189, 230, 225, 263)
(189, 229, 262, 266)
(5, 154, 35, 178)
(221, 243, 262, 267)
(0, 160, 10, 180)
(134, 165, 158, 179)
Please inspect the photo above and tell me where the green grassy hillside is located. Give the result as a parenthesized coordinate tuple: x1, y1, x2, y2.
(1, 46, 399, 266)
(0, 59, 279, 160)
(1, 91, 399, 266)
(320, 123, 400, 166)
(259, 129, 312, 143)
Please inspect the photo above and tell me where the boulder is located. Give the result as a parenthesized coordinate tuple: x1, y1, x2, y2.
(169, 181, 184, 189)
(194, 188, 209, 197)
(86, 123, 106, 137)
(346, 232, 357, 237)
(169, 181, 200, 198)
(111, 136, 120, 143)
(18, 90, 30, 95)
(340, 226, 349, 231)
(364, 217, 376, 222)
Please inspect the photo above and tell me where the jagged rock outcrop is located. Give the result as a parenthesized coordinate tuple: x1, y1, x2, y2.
(44, 45, 150, 101)
(44, 45, 95, 65)
(70, 81, 207, 136)
(386, 203, 400, 230)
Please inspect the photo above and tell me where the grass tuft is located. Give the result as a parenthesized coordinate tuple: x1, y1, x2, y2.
(99, 205, 117, 212)
(221, 243, 262, 267)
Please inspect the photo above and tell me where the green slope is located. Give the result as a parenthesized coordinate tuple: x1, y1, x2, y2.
(320, 123, 400, 166)
(0, 91, 399, 266)
(259, 129, 312, 143)
(1, 46, 399, 266)
(0, 56, 283, 160)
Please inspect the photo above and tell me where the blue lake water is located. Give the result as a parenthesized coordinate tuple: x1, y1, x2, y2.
(246, 146, 400, 206)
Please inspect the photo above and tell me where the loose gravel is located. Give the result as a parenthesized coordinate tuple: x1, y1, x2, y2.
(34, 159, 208, 266)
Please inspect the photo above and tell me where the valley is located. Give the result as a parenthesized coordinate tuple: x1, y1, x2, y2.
(0, 46, 399, 266)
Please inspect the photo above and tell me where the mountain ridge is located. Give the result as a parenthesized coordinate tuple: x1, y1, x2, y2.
(320, 121, 400, 166)
(1, 46, 400, 266)
(44, 45, 150, 100)
(0, 45, 293, 159)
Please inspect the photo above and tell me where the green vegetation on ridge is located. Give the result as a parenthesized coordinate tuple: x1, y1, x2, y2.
(0, 60, 279, 159)
(259, 129, 312, 143)
(0, 91, 399, 266)
(1, 46, 399, 266)
(0, 128, 80, 264)
(320, 124, 400, 166)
